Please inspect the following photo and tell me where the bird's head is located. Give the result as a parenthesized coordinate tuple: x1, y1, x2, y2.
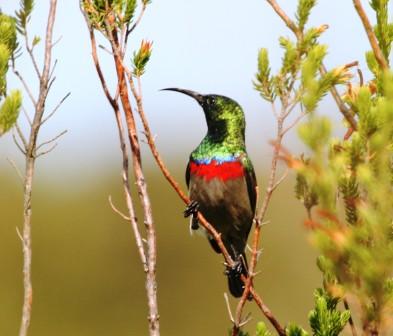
(163, 88, 245, 141)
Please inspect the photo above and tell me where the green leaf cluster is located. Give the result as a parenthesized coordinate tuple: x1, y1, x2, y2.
(132, 40, 152, 76)
(254, 0, 347, 116)
(82, 0, 142, 31)
(296, 63, 393, 335)
(0, 12, 21, 136)
(308, 289, 350, 336)
(15, 0, 34, 35)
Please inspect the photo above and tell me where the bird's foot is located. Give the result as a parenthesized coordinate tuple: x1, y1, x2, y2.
(184, 200, 200, 230)
(224, 259, 243, 278)
(225, 256, 253, 300)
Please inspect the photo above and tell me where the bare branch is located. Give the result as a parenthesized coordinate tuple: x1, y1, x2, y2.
(35, 142, 58, 158)
(12, 68, 37, 107)
(108, 195, 131, 221)
(352, 0, 388, 70)
(19, 2, 58, 336)
(265, 0, 301, 38)
(48, 59, 58, 82)
(344, 299, 358, 336)
(125, 4, 147, 47)
(36, 129, 67, 151)
(224, 293, 235, 323)
(12, 132, 27, 155)
(21, 106, 32, 126)
(41, 92, 71, 125)
(7, 158, 24, 182)
(15, 123, 28, 150)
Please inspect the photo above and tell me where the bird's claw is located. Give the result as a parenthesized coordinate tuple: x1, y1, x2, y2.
(184, 200, 200, 230)
(184, 200, 200, 218)
(224, 258, 243, 278)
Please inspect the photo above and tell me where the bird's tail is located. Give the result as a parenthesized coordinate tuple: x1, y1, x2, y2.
(226, 254, 249, 298)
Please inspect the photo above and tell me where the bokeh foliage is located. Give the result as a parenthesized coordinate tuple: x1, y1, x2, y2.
(253, 0, 393, 335)
(0, 11, 20, 136)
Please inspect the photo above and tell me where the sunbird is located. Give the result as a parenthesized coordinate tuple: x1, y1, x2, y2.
(164, 88, 257, 297)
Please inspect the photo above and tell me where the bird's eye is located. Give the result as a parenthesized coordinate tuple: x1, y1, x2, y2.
(207, 97, 215, 105)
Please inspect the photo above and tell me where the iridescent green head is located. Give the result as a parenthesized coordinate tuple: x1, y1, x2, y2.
(163, 88, 245, 143)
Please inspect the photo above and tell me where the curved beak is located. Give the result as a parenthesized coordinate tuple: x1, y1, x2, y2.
(161, 88, 204, 104)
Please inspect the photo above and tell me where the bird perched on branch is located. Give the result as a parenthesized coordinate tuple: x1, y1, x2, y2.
(164, 88, 257, 298)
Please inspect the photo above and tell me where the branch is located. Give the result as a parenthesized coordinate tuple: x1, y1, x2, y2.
(7, 157, 24, 182)
(265, 0, 301, 38)
(12, 68, 37, 107)
(109, 195, 131, 221)
(41, 92, 71, 125)
(18, 2, 58, 336)
(319, 65, 357, 130)
(352, 0, 388, 70)
(36, 129, 67, 151)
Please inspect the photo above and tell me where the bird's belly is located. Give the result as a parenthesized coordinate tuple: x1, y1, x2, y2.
(189, 174, 253, 235)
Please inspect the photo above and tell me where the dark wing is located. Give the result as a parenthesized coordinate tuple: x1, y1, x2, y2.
(185, 160, 191, 188)
(244, 161, 257, 213)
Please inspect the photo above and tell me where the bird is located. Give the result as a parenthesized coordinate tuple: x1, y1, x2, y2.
(163, 88, 257, 298)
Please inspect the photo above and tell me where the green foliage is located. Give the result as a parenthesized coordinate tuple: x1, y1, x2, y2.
(255, 322, 272, 336)
(308, 289, 350, 336)
(285, 323, 309, 336)
(256, 0, 393, 333)
(0, 13, 18, 57)
(0, 90, 21, 136)
(370, 0, 392, 63)
(15, 0, 34, 35)
(0, 44, 10, 97)
(295, 156, 318, 214)
(296, 0, 317, 31)
(254, 48, 274, 102)
(82, 0, 147, 31)
(0, 12, 21, 136)
(295, 59, 393, 336)
(132, 40, 152, 76)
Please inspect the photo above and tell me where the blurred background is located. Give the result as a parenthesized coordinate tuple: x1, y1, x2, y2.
(0, 0, 384, 335)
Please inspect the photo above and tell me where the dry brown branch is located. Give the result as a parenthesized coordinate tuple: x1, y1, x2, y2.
(17, 2, 58, 336)
(81, 3, 160, 334)
(344, 299, 358, 336)
(352, 0, 388, 70)
(80, 4, 148, 274)
(266, 0, 300, 38)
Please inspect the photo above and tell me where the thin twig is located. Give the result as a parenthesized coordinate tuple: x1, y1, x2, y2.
(352, 0, 388, 70)
(36, 129, 67, 151)
(18, 2, 58, 336)
(41, 92, 71, 125)
(320, 65, 357, 130)
(12, 69, 37, 107)
(224, 293, 235, 323)
(35, 142, 58, 157)
(344, 298, 358, 336)
(109, 195, 131, 221)
(265, 0, 300, 38)
(15, 123, 28, 150)
(21, 106, 32, 126)
(12, 132, 27, 155)
(7, 158, 24, 182)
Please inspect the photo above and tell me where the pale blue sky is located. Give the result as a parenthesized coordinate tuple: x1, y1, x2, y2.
(0, 1, 385, 180)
